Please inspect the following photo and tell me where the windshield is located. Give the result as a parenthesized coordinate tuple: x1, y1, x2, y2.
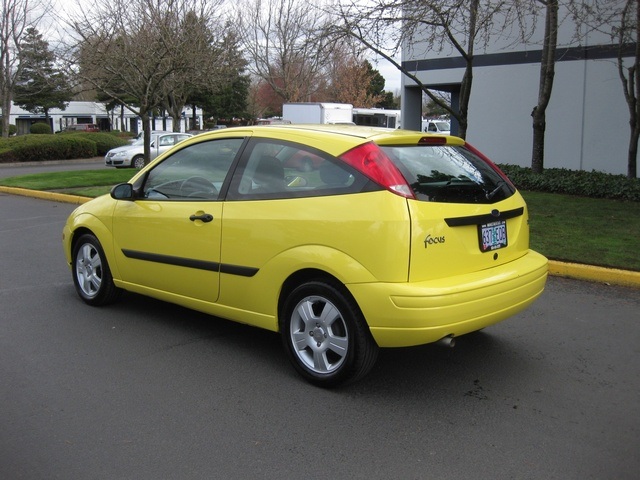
(381, 145, 514, 204)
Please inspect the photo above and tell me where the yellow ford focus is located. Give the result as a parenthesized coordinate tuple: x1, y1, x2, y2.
(63, 125, 548, 386)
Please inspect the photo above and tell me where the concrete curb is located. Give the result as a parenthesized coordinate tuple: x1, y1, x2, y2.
(0, 186, 91, 205)
(2, 186, 639, 289)
(547, 261, 640, 289)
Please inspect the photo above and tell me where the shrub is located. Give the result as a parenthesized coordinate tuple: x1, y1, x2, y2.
(498, 164, 640, 202)
(65, 132, 129, 155)
(30, 123, 52, 134)
(0, 131, 131, 163)
(107, 130, 135, 140)
(0, 134, 96, 163)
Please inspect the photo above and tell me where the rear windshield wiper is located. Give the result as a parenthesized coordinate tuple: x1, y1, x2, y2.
(485, 180, 506, 200)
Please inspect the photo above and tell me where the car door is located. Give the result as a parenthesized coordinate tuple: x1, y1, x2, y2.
(111, 137, 244, 303)
(151, 134, 191, 160)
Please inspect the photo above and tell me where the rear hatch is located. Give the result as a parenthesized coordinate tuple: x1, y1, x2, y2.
(379, 138, 531, 282)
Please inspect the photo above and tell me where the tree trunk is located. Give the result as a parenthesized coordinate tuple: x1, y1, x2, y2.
(1, 84, 11, 138)
(630, 0, 640, 178)
(531, 0, 558, 174)
(457, 64, 472, 140)
(629, 124, 639, 177)
(531, 106, 546, 173)
(456, 0, 478, 140)
(617, 0, 640, 178)
(142, 112, 151, 166)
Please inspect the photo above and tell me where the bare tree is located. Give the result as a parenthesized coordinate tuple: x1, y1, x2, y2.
(236, 0, 336, 103)
(531, 0, 558, 174)
(65, 0, 225, 163)
(0, 0, 49, 137)
(615, 0, 639, 178)
(333, 0, 529, 139)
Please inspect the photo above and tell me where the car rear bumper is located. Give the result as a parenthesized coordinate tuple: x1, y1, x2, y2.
(348, 250, 548, 347)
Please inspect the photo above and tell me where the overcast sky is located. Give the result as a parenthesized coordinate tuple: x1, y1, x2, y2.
(375, 58, 401, 94)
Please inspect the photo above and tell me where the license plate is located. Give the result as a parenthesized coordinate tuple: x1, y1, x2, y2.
(478, 220, 507, 252)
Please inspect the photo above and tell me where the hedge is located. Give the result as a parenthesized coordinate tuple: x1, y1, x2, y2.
(0, 133, 129, 163)
(498, 164, 640, 202)
(63, 132, 130, 155)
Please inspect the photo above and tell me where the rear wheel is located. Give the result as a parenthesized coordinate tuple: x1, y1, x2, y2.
(72, 234, 121, 306)
(281, 280, 378, 387)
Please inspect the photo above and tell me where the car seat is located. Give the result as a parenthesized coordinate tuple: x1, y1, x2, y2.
(253, 156, 285, 193)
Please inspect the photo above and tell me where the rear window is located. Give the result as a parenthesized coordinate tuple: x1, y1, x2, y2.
(380, 145, 515, 204)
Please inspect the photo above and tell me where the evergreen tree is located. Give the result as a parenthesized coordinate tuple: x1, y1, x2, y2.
(13, 27, 73, 121)
(365, 61, 386, 99)
(191, 29, 251, 124)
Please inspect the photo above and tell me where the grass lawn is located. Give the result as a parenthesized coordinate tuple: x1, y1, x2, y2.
(524, 191, 640, 271)
(0, 169, 135, 194)
(1, 170, 638, 271)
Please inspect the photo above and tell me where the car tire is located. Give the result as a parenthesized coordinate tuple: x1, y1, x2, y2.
(132, 155, 145, 169)
(280, 279, 378, 387)
(72, 234, 121, 306)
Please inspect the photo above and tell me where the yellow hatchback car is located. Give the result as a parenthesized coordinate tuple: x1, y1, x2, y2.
(63, 125, 548, 386)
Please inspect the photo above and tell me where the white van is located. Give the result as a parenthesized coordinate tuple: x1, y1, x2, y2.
(422, 120, 451, 135)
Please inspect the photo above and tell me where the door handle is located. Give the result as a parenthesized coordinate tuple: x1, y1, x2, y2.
(189, 213, 214, 223)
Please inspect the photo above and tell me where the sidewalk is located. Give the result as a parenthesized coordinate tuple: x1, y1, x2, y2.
(2, 184, 639, 289)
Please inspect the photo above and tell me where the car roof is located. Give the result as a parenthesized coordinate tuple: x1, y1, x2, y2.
(196, 124, 462, 147)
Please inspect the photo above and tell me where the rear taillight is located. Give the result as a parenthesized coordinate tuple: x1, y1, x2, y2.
(464, 142, 515, 188)
(339, 142, 415, 199)
(419, 136, 447, 145)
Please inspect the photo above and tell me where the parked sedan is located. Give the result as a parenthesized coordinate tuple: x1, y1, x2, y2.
(63, 125, 548, 387)
(105, 132, 192, 169)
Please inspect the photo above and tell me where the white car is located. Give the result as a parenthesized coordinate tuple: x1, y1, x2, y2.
(106, 132, 192, 169)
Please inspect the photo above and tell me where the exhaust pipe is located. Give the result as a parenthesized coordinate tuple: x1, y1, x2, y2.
(436, 336, 455, 348)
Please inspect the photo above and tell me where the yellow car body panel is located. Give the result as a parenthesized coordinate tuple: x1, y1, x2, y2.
(62, 195, 119, 277)
(110, 199, 223, 303)
(349, 249, 548, 347)
(216, 191, 411, 330)
(406, 192, 532, 282)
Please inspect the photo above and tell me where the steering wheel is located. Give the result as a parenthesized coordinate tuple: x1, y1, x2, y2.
(180, 176, 218, 198)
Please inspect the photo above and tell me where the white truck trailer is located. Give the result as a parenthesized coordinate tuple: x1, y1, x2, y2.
(282, 103, 353, 124)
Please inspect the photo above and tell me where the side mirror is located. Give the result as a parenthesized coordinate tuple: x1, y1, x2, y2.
(110, 183, 134, 200)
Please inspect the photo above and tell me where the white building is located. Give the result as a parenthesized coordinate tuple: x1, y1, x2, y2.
(401, 4, 636, 177)
(4, 101, 203, 135)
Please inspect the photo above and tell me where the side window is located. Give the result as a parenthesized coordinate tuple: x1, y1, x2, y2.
(159, 135, 175, 146)
(142, 138, 243, 200)
(229, 139, 364, 200)
(428, 122, 437, 132)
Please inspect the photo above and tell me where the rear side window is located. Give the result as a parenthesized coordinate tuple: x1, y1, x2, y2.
(381, 145, 515, 204)
(227, 139, 373, 200)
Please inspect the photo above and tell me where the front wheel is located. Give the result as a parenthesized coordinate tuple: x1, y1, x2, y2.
(72, 234, 121, 306)
(132, 155, 146, 169)
(280, 280, 378, 387)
